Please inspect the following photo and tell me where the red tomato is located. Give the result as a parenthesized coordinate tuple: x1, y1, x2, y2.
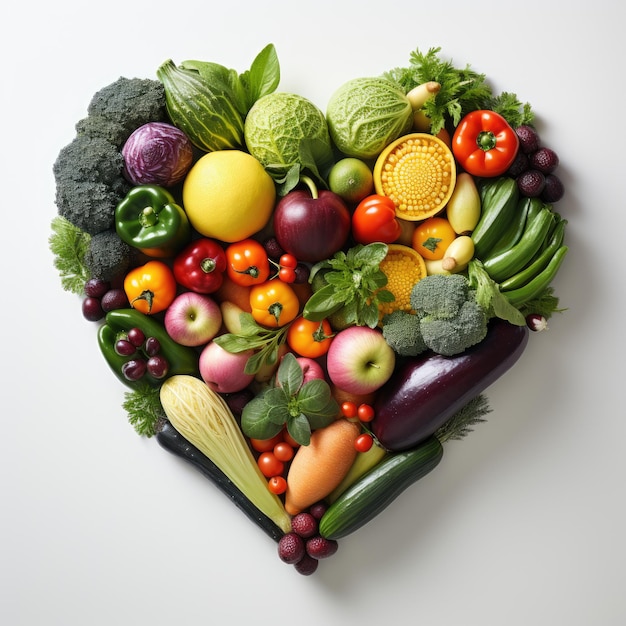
(351, 194, 402, 245)
(354, 433, 374, 453)
(257, 452, 285, 478)
(273, 442, 294, 463)
(357, 403, 375, 423)
(250, 433, 284, 453)
(268, 475, 287, 495)
(286, 316, 334, 358)
(341, 401, 358, 419)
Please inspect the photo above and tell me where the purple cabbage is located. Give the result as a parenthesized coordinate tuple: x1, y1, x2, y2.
(122, 122, 193, 187)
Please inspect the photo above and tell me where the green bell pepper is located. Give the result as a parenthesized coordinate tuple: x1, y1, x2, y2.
(115, 184, 191, 257)
(98, 308, 199, 389)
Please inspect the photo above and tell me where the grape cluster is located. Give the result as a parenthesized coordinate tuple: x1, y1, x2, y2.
(507, 124, 564, 203)
(82, 277, 129, 321)
(116, 327, 170, 381)
(277, 503, 338, 575)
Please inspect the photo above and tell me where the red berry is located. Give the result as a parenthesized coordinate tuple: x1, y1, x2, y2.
(530, 147, 559, 174)
(291, 512, 318, 538)
(278, 532, 305, 564)
(308, 502, 328, 520)
(515, 124, 540, 154)
(306, 536, 338, 559)
(294, 554, 319, 576)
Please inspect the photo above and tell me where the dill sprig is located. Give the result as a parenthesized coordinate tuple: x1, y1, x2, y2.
(435, 394, 492, 443)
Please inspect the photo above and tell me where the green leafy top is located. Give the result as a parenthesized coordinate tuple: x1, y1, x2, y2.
(303, 243, 395, 329)
(213, 312, 290, 375)
(383, 46, 533, 133)
(48, 215, 91, 295)
(122, 385, 166, 437)
(240, 353, 339, 446)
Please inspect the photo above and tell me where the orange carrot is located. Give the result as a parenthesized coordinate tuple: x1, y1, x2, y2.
(284, 419, 360, 516)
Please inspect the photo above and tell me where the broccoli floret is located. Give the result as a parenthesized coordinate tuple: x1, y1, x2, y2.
(410, 273, 469, 319)
(420, 300, 488, 356)
(75, 115, 130, 148)
(381, 310, 428, 357)
(84, 229, 133, 282)
(87, 77, 167, 143)
(401, 274, 489, 357)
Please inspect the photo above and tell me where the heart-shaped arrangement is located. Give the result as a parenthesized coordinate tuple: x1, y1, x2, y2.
(49, 44, 568, 575)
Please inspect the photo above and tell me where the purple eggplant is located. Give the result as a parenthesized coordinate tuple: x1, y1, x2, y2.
(372, 319, 530, 451)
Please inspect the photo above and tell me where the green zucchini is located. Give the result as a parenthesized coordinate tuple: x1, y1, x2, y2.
(157, 59, 245, 152)
(471, 177, 519, 260)
(318, 437, 444, 540)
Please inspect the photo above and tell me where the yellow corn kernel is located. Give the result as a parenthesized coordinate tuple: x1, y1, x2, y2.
(373, 133, 457, 221)
(377, 244, 427, 318)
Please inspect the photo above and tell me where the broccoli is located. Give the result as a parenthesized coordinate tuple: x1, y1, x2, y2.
(380, 273, 489, 357)
(53, 76, 168, 237)
(381, 310, 428, 357)
(411, 274, 488, 356)
(86, 77, 167, 143)
(84, 228, 133, 282)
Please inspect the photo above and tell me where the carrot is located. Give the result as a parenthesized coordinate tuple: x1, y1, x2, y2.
(284, 418, 361, 516)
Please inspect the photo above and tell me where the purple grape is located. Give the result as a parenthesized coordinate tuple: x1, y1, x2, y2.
(541, 174, 565, 203)
(115, 339, 137, 357)
(122, 359, 147, 381)
(263, 236, 284, 259)
(84, 278, 111, 299)
(101, 288, 129, 312)
(82, 296, 105, 322)
(294, 263, 310, 284)
(144, 336, 161, 356)
(515, 124, 540, 154)
(127, 327, 146, 348)
(146, 355, 169, 379)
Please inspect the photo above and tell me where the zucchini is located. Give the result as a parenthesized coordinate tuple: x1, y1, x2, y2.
(157, 59, 245, 152)
(155, 418, 285, 543)
(471, 177, 519, 259)
(318, 437, 444, 540)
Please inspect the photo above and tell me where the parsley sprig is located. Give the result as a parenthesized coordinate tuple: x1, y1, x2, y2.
(303, 242, 395, 329)
(240, 353, 338, 446)
(48, 215, 91, 295)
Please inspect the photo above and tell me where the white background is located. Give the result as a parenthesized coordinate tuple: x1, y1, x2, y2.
(2, 2, 625, 624)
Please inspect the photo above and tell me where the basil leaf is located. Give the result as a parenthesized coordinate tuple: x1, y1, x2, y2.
(240, 43, 280, 109)
(297, 379, 333, 413)
(276, 353, 303, 397)
(286, 413, 312, 447)
(241, 396, 283, 440)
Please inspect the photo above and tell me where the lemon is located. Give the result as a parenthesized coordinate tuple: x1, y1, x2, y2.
(182, 150, 276, 242)
(328, 157, 374, 204)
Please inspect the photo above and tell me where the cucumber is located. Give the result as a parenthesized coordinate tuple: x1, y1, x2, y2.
(318, 437, 444, 540)
(471, 177, 519, 259)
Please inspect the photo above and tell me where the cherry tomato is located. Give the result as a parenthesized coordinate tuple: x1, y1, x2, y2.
(354, 433, 374, 453)
(279, 254, 298, 269)
(411, 217, 457, 261)
(357, 403, 375, 422)
(340, 401, 358, 419)
(250, 433, 284, 453)
(273, 442, 294, 463)
(286, 316, 334, 358)
(225, 239, 271, 287)
(257, 451, 284, 478)
(278, 266, 297, 283)
(250, 280, 300, 328)
(123, 260, 177, 315)
(268, 475, 287, 495)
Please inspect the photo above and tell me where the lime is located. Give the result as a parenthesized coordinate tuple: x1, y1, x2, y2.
(328, 158, 374, 204)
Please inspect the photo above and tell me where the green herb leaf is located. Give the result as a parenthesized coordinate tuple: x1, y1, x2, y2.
(276, 353, 303, 397)
(241, 395, 283, 439)
(48, 216, 91, 295)
(435, 394, 492, 443)
(286, 413, 312, 447)
(239, 43, 280, 110)
(122, 385, 165, 437)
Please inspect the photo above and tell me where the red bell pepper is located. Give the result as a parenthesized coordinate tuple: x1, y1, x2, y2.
(173, 238, 227, 294)
(351, 194, 402, 245)
(451, 110, 519, 177)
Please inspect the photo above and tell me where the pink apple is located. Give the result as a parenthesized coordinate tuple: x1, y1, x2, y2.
(199, 341, 255, 393)
(164, 291, 222, 347)
(295, 357, 325, 385)
(326, 326, 395, 395)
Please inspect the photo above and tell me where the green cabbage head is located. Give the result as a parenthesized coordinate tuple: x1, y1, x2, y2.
(326, 77, 413, 159)
(244, 92, 333, 180)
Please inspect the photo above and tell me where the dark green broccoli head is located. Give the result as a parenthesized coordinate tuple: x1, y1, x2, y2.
(87, 77, 167, 140)
(410, 273, 470, 319)
(84, 229, 133, 282)
(381, 310, 427, 357)
(75, 115, 130, 149)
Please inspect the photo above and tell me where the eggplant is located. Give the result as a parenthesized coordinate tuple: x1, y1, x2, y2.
(372, 319, 529, 451)
(155, 419, 285, 542)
